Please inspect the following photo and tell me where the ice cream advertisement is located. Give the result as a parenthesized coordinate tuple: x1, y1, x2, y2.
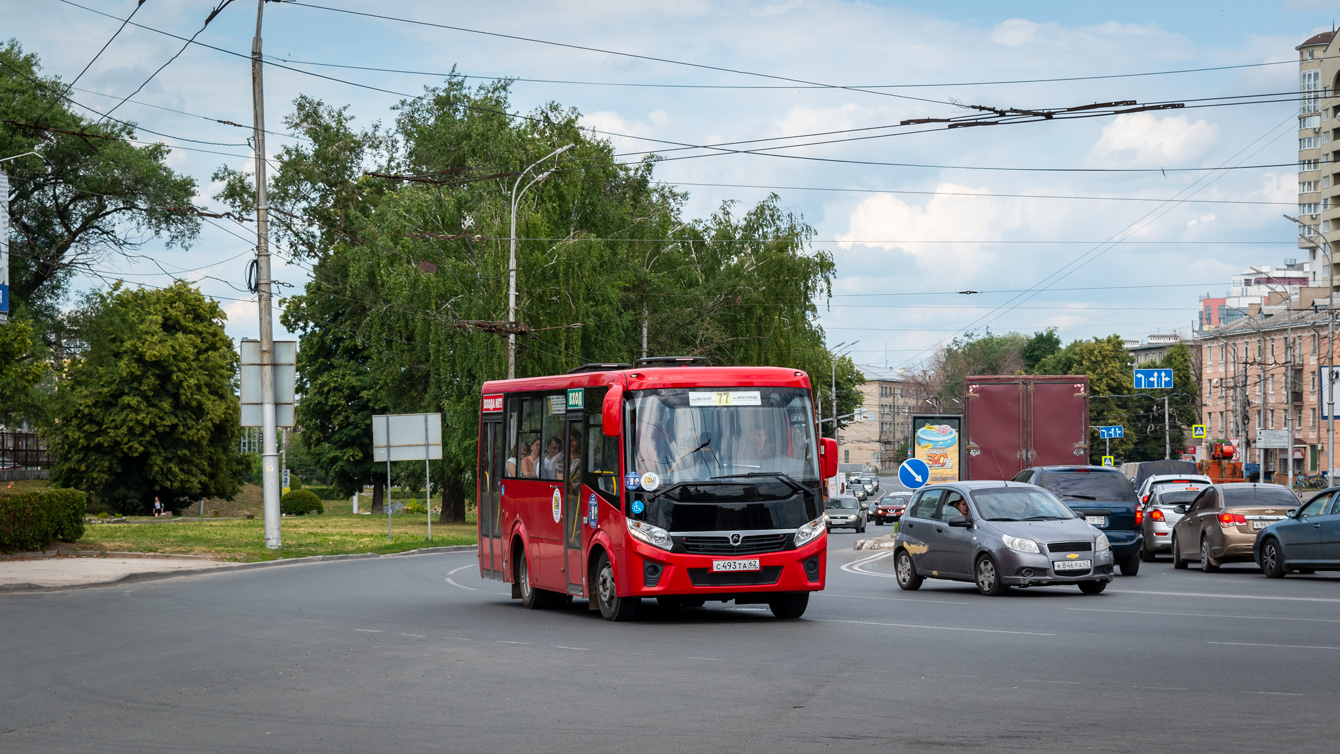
(913, 418, 961, 483)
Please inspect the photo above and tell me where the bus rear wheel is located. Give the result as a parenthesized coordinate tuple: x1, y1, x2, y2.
(768, 592, 809, 619)
(595, 553, 639, 621)
(517, 548, 564, 609)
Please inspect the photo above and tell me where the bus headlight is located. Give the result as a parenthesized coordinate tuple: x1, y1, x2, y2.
(627, 519, 672, 551)
(794, 516, 826, 548)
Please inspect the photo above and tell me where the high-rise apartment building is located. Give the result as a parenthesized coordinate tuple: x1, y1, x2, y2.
(1298, 31, 1338, 283)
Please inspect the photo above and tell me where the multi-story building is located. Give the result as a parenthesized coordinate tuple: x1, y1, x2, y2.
(1298, 31, 1339, 285)
(836, 373, 922, 472)
(1199, 307, 1333, 479)
(1125, 333, 1184, 365)
(1197, 261, 1312, 332)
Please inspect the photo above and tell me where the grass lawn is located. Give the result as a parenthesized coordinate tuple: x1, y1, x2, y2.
(75, 511, 478, 562)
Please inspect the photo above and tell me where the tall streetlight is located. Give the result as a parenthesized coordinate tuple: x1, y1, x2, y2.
(827, 341, 856, 439)
(507, 144, 573, 379)
(1286, 213, 1335, 483)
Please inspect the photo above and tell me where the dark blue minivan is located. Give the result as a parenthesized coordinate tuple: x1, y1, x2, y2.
(1011, 466, 1144, 576)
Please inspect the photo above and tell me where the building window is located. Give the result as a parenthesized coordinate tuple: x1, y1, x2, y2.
(1312, 408, 1318, 430)
(1301, 180, 1319, 193)
(1301, 115, 1322, 130)
(1302, 69, 1321, 114)
(1300, 136, 1320, 150)
(844, 449, 849, 464)
(1301, 158, 1319, 171)
(1270, 409, 1276, 429)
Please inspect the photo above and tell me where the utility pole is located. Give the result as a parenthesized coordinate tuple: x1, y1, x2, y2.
(1285, 213, 1335, 483)
(507, 144, 572, 379)
(1164, 395, 1170, 460)
(252, 0, 280, 549)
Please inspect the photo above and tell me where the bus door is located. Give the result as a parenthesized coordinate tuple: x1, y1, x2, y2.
(479, 413, 504, 578)
(563, 392, 587, 595)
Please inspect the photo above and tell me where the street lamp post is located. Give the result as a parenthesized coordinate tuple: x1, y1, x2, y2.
(507, 144, 573, 379)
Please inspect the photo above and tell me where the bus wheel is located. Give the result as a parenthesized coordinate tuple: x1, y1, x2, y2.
(595, 553, 639, 621)
(768, 592, 809, 619)
(517, 550, 545, 609)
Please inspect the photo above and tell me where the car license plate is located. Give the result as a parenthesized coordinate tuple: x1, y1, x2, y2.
(1084, 516, 1107, 527)
(1054, 559, 1092, 571)
(1252, 521, 1267, 529)
(712, 559, 761, 572)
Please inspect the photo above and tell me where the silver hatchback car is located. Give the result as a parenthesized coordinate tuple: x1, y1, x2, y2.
(893, 481, 1116, 595)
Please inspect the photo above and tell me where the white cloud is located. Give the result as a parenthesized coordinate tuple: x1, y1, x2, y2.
(990, 19, 1044, 47)
(1088, 113, 1219, 167)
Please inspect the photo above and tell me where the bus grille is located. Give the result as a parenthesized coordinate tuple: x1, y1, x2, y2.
(687, 566, 783, 587)
(679, 534, 789, 555)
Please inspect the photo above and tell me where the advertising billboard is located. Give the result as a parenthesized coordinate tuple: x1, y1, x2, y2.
(910, 414, 963, 484)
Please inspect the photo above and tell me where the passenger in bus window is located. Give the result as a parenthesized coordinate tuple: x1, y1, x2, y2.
(567, 431, 582, 480)
(520, 439, 540, 478)
(541, 436, 563, 479)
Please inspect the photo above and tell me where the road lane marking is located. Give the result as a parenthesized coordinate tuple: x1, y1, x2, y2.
(400, 633, 426, 638)
(1209, 641, 1340, 650)
(1245, 691, 1305, 696)
(447, 564, 475, 576)
(1111, 589, 1340, 603)
(814, 618, 1055, 636)
(496, 640, 528, 645)
(354, 629, 381, 633)
(840, 551, 896, 578)
(552, 646, 589, 651)
(445, 578, 478, 591)
(1069, 607, 1340, 624)
(820, 592, 973, 606)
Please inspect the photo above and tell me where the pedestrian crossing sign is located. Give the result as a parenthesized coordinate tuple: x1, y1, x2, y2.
(1191, 425, 1206, 439)
(1101, 456, 1114, 467)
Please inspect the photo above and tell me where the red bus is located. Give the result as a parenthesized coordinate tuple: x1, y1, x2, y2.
(476, 359, 837, 621)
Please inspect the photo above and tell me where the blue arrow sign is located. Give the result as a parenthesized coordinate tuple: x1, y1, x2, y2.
(898, 458, 930, 490)
(1133, 368, 1174, 390)
(1097, 425, 1124, 439)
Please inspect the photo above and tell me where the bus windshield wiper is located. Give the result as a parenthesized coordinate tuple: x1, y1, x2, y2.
(710, 471, 806, 495)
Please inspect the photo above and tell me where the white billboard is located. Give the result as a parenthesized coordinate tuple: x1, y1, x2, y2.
(372, 413, 443, 462)
(239, 339, 296, 427)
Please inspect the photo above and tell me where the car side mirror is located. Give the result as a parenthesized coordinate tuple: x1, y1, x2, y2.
(1173, 505, 1187, 515)
(820, 437, 838, 479)
(602, 384, 623, 437)
(948, 516, 971, 528)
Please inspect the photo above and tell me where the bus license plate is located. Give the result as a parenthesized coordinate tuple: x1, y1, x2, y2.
(1085, 516, 1107, 527)
(712, 559, 761, 572)
(1054, 559, 1092, 571)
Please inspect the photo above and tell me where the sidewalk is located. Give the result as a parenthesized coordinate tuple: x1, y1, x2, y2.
(0, 545, 477, 593)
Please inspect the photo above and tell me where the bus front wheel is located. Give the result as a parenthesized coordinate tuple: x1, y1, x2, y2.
(768, 592, 809, 619)
(595, 553, 639, 621)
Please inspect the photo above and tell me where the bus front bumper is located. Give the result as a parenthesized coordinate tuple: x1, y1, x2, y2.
(621, 535, 827, 598)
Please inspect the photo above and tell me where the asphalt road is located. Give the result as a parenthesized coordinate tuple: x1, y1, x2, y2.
(4, 532, 1339, 753)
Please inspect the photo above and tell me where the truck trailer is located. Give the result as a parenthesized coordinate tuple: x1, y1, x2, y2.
(964, 375, 1090, 480)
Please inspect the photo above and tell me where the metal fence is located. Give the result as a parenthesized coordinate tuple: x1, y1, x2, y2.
(1, 431, 53, 477)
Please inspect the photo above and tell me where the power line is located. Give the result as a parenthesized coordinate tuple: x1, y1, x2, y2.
(101, 0, 238, 122)
(72, 85, 312, 143)
(34, 0, 148, 126)
(260, 54, 1340, 92)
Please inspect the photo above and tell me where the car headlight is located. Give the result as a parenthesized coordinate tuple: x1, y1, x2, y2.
(626, 518, 672, 551)
(1094, 531, 1111, 552)
(794, 516, 826, 547)
(1002, 535, 1041, 554)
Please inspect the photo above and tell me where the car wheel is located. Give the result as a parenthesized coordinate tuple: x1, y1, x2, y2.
(1139, 543, 1156, 562)
(768, 592, 809, 619)
(1078, 580, 1107, 595)
(975, 555, 1008, 596)
(876, 519, 883, 526)
(1260, 538, 1286, 579)
(595, 552, 639, 621)
(895, 550, 923, 591)
(1200, 536, 1219, 573)
(1172, 534, 1188, 569)
(1120, 554, 1140, 576)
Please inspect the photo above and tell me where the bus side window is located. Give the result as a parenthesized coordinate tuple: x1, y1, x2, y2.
(516, 396, 542, 479)
(585, 388, 620, 507)
(539, 393, 563, 480)
(505, 397, 520, 477)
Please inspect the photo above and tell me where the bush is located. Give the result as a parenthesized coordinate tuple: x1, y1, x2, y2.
(403, 499, 428, 515)
(289, 475, 302, 490)
(0, 488, 87, 553)
(280, 489, 323, 516)
(307, 486, 345, 501)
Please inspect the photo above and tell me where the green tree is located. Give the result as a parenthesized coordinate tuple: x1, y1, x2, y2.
(1125, 342, 1200, 462)
(1, 41, 199, 324)
(0, 317, 48, 426)
(1022, 329, 1061, 372)
(49, 282, 246, 514)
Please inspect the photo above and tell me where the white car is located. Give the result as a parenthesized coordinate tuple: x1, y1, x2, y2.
(1136, 474, 1212, 561)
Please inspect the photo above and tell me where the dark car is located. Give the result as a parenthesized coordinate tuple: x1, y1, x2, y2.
(893, 481, 1115, 595)
(873, 492, 911, 525)
(1255, 486, 1340, 577)
(1013, 465, 1143, 576)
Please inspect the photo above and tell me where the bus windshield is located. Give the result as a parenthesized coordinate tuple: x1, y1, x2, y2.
(629, 387, 819, 486)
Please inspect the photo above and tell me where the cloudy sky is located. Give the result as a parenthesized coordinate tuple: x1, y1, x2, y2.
(3, 0, 1335, 375)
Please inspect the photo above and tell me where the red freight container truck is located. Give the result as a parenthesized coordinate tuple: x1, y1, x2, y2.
(964, 375, 1090, 480)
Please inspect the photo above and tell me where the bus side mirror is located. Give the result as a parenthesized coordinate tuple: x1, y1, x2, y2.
(602, 385, 623, 437)
(821, 437, 838, 479)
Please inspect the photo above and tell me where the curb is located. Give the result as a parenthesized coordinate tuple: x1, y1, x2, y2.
(0, 544, 478, 594)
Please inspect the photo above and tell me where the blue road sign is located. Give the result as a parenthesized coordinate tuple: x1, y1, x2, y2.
(0, 283, 9, 314)
(898, 458, 930, 490)
(1133, 368, 1174, 390)
(1098, 425, 1124, 439)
